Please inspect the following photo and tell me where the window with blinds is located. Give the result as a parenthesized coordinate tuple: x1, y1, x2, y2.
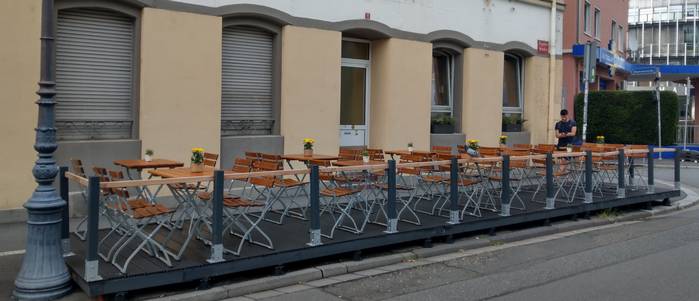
(55, 8, 136, 141)
(221, 26, 275, 136)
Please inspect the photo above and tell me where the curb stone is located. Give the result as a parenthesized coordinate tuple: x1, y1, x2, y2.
(148, 185, 699, 301)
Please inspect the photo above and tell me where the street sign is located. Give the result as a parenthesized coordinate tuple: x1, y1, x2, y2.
(537, 40, 549, 55)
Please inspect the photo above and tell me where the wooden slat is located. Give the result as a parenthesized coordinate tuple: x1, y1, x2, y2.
(65, 171, 88, 186)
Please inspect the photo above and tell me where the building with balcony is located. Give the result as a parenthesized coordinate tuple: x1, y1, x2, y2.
(562, 0, 631, 114)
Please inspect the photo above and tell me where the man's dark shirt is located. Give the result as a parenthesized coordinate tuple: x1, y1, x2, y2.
(555, 119, 577, 147)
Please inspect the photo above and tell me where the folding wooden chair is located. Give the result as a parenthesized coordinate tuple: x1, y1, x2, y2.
(431, 145, 452, 155)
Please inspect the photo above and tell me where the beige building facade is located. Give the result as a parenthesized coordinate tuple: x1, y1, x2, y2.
(0, 0, 564, 212)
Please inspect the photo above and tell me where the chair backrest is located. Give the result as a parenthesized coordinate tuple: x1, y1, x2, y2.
(431, 145, 452, 155)
(536, 144, 556, 152)
(309, 159, 331, 167)
(231, 158, 252, 173)
(203, 152, 218, 168)
(71, 159, 86, 177)
(107, 170, 130, 198)
(245, 152, 260, 161)
(367, 148, 384, 161)
(92, 166, 108, 179)
(456, 145, 468, 154)
(605, 144, 625, 149)
(478, 147, 500, 157)
(513, 144, 533, 149)
(339, 148, 360, 160)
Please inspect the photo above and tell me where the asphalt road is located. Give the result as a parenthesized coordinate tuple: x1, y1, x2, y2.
(0, 164, 697, 300)
(258, 165, 699, 301)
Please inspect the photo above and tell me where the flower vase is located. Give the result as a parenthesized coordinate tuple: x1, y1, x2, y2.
(304, 149, 313, 157)
(566, 147, 572, 153)
(362, 156, 370, 163)
(408, 146, 414, 153)
(144, 155, 152, 162)
(191, 162, 204, 173)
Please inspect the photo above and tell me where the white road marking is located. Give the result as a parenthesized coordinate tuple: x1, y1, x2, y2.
(0, 249, 25, 257)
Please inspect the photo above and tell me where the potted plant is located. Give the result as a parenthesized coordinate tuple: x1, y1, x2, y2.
(499, 135, 507, 147)
(431, 115, 456, 134)
(466, 139, 480, 157)
(407, 142, 414, 153)
(361, 149, 370, 163)
(566, 144, 573, 153)
(596, 135, 605, 145)
(191, 147, 205, 173)
(303, 138, 315, 156)
(502, 115, 526, 132)
(144, 149, 154, 162)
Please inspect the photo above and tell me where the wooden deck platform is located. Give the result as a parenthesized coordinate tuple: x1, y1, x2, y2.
(65, 187, 679, 297)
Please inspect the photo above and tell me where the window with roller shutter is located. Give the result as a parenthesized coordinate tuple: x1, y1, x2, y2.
(55, 8, 136, 141)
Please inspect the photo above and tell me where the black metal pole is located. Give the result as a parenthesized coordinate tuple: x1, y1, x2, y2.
(647, 146, 655, 194)
(385, 160, 398, 233)
(584, 151, 593, 203)
(84, 176, 101, 281)
(500, 155, 511, 216)
(545, 152, 555, 209)
(448, 157, 460, 224)
(307, 165, 321, 246)
(59, 166, 73, 257)
(617, 148, 626, 198)
(674, 149, 681, 190)
(208, 170, 224, 263)
(14, 0, 73, 298)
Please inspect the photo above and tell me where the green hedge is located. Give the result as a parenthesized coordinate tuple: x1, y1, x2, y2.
(573, 91, 678, 145)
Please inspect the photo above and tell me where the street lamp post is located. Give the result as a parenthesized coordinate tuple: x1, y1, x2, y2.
(13, 0, 73, 299)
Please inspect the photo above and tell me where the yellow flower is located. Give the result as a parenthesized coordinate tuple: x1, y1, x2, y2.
(192, 147, 204, 153)
(303, 138, 315, 144)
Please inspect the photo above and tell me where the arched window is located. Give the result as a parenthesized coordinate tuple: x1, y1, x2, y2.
(55, 6, 138, 140)
(221, 20, 281, 137)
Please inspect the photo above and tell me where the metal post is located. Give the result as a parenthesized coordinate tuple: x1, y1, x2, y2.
(207, 170, 224, 263)
(655, 70, 663, 159)
(385, 160, 398, 233)
(13, 0, 73, 298)
(500, 155, 511, 217)
(307, 165, 322, 246)
(85, 176, 102, 282)
(448, 157, 460, 224)
(675, 150, 682, 190)
(585, 151, 593, 203)
(647, 146, 655, 194)
(59, 167, 73, 257)
(545, 152, 555, 209)
(617, 149, 626, 198)
(684, 77, 691, 149)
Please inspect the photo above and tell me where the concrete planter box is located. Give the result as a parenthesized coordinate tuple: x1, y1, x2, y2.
(502, 131, 531, 146)
(430, 133, 466, 153)
(221, 135, 284, 169)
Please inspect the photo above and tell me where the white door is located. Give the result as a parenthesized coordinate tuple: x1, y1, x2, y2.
(340, 39, 371, 147)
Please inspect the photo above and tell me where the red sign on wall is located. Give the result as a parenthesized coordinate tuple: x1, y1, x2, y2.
(537, 40, 550, 54)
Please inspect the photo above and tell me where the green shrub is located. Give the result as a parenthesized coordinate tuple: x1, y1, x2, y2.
(574, 91, 678, 145)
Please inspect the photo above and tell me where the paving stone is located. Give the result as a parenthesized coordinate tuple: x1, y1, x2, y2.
(327, 273, 365, 282)
(225, 268, 322, 297)
(411, 237, 491, 258)
(244, 290, 284, 300)
(316, 262, 347, 277)
(345, 253, 407, 272)
(354, 268, 390, 277)
(305, 278, 342, 287)
(274, 284, 312, 294)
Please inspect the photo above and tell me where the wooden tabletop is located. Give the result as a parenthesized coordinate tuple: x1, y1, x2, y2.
(149, 166, 218, 178)
(114, 159, 184, 170)
(333, 160, 386, 167)
(384, 150, 434, 157)
(282, 154, 340, 161)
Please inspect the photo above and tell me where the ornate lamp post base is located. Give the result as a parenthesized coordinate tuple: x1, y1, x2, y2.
(13, 0, 73, 299)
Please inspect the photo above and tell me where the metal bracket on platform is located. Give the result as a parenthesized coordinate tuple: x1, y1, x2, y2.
(545, 197, 555, 209)
(384, 219, 398, 234)
(675, 182, 681, 190)
(307, 229, 322, 246)
(62, 238, 74, 258)
(647, 184, 656, 194)
(500, 204, 511, 217)
(447, 210, 460, 225)
(207, 244, 224, 263)
(584, 192, 593, 204)
(85, 260, 102, 282)
(617, 188, 626, 198)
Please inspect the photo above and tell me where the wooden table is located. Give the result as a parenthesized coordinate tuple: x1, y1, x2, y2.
(149, 166, 218, 178)
(115, 159, 184, 200)
(332, 160, 386, 167)
(282, 153, 340, 181)
(385, 150, 434, 158)
(114, 159, 184, 170)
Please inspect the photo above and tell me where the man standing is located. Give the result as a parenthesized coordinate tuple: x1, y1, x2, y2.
(555, 109, 577, 149)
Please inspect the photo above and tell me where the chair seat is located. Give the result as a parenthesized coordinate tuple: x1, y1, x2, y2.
(223, 197, 263, 208)
(171, 183, 206, 190)
(422, 175, 447, 183)
(127, 198, 149, 209)
(489, 175, 523, 181)
(374, 183, 414, 191)
(133, 204, 172, 219)
(275, 178, 306, 188)
(320, 187, 361, 197)
(197, 191, 212, 201)
(449, 178, 480, 187)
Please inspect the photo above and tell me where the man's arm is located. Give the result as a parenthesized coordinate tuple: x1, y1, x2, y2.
(567, 126, 577, 137)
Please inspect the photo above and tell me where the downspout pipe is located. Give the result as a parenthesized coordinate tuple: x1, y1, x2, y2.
(549, 0, 557, 144)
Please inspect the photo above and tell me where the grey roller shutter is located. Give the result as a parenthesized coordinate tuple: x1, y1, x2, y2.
(56, 8, 135, 141)
(222, 26, 274, 136)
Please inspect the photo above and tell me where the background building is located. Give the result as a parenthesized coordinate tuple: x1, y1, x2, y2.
(627, 0, 696, 144)
(0, 0, 564, 215)
(562, 0, 630, 114)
